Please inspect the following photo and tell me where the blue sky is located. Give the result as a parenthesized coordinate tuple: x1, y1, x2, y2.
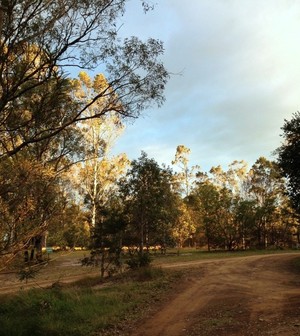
(111, 0, 300, 172)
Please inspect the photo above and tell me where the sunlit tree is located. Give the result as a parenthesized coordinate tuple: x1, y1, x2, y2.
(0, 1, 169, 158)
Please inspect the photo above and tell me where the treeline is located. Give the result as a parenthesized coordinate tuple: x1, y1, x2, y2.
(0, 0, 168, 269)
(66, 149, 298, 258)
(0, 1, 299, 271)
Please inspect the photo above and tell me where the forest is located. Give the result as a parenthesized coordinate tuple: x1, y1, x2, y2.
(0, 1, 300, 274)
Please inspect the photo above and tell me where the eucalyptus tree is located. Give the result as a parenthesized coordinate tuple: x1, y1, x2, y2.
(276, 112, 300, 213)
(0, 0, 169, 268)
(74, 72, 128, 230)
(0, 155, 66, 269)
(172, 201, 196, 249)
(172, 145, 200, 197)
(0, 0, 169, 158)
(189, 180, 221, 251)
(206, 162, 249, 250)
(119, 152, 177, 255)
(245, 157, 287, 248)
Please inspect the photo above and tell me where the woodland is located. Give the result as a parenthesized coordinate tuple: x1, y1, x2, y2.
(0, 0, 300, 275)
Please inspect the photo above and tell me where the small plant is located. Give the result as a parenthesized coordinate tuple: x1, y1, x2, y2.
(81, 250, 101, 266)
(126, 253, 152, 270)
(18, 266, 40, 283)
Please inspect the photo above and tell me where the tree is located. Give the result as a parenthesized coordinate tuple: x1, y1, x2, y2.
(0, 0, 169, 157)
(276, 112, 300, 213)
(0, 1, 169, 269)
(209, 160, 248, 196)
(0, 155, 65, 268)
(119, 152, 176, 255)
(172, 201, 196, 249)
(189, 180, 221, 251)
(207, 162, 250, 250)
(47, 203, 90, 248)
(245, 157, 286, 248)
(75, 72, 127, 230)
(172, 145, 199, 197)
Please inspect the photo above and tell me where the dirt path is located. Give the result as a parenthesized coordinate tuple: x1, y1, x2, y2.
(130, 253, 300, 336)
(0, 252, 99, 294)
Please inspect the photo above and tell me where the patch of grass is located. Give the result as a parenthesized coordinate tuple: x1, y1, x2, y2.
(152, 248, 300, 266)
(0, 267, 180, 336)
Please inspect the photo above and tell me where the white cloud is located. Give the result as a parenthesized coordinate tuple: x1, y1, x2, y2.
(112, 0, 300, 172)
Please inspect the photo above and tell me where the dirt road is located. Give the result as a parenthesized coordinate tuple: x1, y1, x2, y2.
(130, 253, 300, 336)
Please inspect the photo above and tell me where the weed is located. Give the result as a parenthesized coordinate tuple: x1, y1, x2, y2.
(0, 268, 179, 336)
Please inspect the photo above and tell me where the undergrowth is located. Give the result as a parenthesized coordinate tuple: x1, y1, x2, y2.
(0, 267, 180, 336)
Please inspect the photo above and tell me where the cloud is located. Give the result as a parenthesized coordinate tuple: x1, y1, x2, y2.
(112, 0, 300, 172)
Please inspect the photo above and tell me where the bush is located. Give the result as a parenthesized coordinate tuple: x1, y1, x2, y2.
(126, 253, 152, 270)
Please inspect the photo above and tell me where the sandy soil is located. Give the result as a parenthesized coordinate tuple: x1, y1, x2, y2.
(129, 253, 300, 336)
(0, 251, 99, 294)
(1, 252, 300, 335)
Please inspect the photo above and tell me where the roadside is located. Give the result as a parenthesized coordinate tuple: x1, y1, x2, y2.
(128, 253, 300, 336)
(1, 251, 300, 336)
(0, 250, 99, 294)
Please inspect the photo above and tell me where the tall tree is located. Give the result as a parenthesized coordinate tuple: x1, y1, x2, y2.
(189, 180, 220, 251)
(0, 155, 65, 268)
(245, 157, 286, 248)
(0, 0, 169, 157)
(172, 145, 199, 197)
(276, 112, 300, 213)
(74, 72, 127, 229)
(172, 201, 196, 249)
(119, 152, 176, 254)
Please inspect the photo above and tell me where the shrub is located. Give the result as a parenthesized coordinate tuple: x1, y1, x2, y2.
(126, 253, 152, 270)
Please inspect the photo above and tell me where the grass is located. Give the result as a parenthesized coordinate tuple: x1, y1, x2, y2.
(152, 247, 300, 266)
(0, 267, 179, 336)
(1, 248, 299, 336)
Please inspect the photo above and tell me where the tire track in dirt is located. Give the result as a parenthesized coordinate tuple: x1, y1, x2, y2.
(130, 253, 300, 336)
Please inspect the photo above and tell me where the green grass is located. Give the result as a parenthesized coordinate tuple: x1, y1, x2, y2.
(1, 248, 299, 336)
(0, 267, 179, 336)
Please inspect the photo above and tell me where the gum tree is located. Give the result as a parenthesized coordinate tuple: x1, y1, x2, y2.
(0, 0, 169, 268)
(119, 152, 176, 256)
(0, 0, 169, 157)
(276, 112, 300, 213)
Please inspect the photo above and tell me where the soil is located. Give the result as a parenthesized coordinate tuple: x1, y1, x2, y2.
(0, 251, 100, 294)
(128, 253, 300, 336)
(1, 252, 300, 335)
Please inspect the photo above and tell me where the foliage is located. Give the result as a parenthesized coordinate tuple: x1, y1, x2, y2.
(0, 1, 168, 269)
(172, 145, 199, 196)
(47, 204, 90, 248)
(119, 152, 178, 253)
(126, 253, 153, 270)
(0, 1, 169, 157)
(0, 156, 64, 268)
(190, 157, 294, 251)
(172, 201, 196, 248)
(276, 112, 300, 213)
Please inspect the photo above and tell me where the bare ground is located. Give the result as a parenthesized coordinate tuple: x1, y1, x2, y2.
(128, 253, 300, 336)
(0, 251, 99, 294)
(1, 252, 300, 336)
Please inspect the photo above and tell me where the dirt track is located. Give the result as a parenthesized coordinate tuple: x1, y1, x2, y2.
(130, 253, 300, 336)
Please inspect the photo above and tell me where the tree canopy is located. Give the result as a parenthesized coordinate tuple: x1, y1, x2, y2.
(0, 0, 169, 157)
(276, 112, 300, 213)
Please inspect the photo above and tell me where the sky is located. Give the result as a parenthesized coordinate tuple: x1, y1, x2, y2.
(111, 0, 300, 172)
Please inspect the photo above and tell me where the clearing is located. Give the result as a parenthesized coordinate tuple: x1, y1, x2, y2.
(128, 253, 300, 336)
(1, 252, 300, 335)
